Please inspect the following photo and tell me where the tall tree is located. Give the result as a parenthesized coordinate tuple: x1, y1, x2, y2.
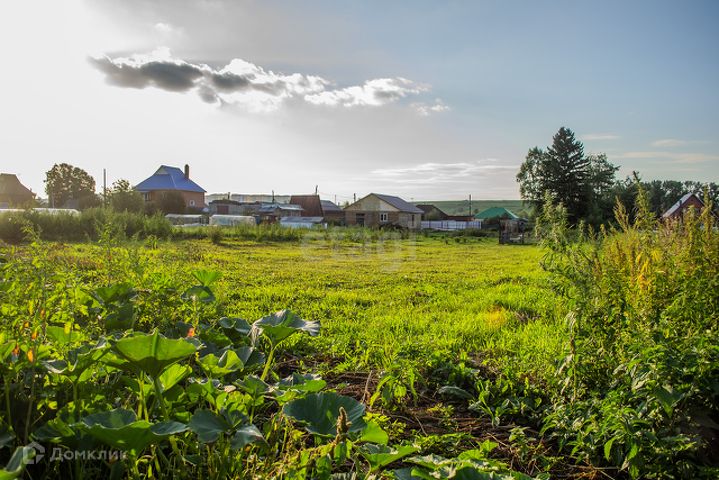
(44, 163, 96, 208)
(108, 179, 144, 213)
(517, 127, 618, 224)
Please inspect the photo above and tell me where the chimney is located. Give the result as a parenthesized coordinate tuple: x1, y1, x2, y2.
(184, 164, 190, 179)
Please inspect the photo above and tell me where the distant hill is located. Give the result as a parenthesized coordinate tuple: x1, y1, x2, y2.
(413, 200, 533, 218)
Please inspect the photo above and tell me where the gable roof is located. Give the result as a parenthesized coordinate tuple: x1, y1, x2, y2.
(320, 199, 343, 213)
(370, 193, 424, 214)
(0, 174, 34, 198)
(416, 204, 448, 215)
(475, 207, 519, 220)
(135, 165, 206, 193)
(290, 195, 324, 217)
(661, 192, 704, 219)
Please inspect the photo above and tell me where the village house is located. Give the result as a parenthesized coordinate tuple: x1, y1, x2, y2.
(661, 192, 707, 220)
(416, 204, 449, 221)
(208, 198, 243, 215)
(135, 165, 206, 210)
(290, 195, 345, 224)
(344, 193, 423, 229)
(0, 173, 34, 208)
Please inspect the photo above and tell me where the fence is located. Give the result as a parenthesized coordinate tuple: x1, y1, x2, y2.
(421, 220, 483, 231)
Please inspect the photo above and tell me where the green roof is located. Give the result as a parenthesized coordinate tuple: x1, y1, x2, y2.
(474, 207, 519, 220)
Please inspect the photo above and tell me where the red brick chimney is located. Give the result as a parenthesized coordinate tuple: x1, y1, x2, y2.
(184, 164, 190, 179)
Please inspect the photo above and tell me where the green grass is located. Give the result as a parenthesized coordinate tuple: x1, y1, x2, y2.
(65, 235, 563, 383)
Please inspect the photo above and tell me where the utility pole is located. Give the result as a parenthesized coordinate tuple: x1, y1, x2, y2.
(469, 194, 472, 217)
(103, 169, 107, 206)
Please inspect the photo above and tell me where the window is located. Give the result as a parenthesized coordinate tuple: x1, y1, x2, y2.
(189, 200, 196, 207)
(380, 213, 388, 222)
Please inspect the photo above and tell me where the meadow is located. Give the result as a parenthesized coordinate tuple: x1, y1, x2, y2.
(0, 201, 717, 479)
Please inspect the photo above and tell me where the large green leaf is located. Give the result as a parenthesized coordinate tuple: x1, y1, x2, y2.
(43, 339, 109, 383)
(359, 444, 419, 472)
(81, 409, 187, 456)
(198, 350, 245, 378)
(192, 270, 221, 287)
(230, 425, 264, 450)
(113, 330, 197, 378)
(0, 446, 35, 480)
(218, 317, 252, 344)
(188, 410, 228, 443)
(252, 310, 320, 345)
(158, 364, 192, 393)
(283, 392, 366, 437)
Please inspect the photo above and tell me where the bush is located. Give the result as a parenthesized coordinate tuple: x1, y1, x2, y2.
(538, 189, 719, 477)
(0, 209, 173, 243)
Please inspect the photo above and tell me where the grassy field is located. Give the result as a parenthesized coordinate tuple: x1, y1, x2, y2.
(3, 211, 716, 478)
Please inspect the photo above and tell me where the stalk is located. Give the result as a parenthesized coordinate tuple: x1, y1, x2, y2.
(152, 376, 170, 421)
(260, 343, 276, 382)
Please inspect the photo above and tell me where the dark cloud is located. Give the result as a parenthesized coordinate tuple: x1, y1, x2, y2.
(90, 56, 203, 92)
(90, 50, 434, 113)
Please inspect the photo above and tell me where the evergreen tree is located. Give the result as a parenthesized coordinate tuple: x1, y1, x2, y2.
(517, 127, 618, 224)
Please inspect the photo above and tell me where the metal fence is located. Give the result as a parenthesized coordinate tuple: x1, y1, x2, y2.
(420, 220, 483, 231)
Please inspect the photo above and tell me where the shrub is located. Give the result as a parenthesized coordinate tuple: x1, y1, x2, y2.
(538, 188, 719, 477)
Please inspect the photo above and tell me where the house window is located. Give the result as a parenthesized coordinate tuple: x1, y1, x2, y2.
(380, 213, 388, 222)
(189, 200, 196, 207)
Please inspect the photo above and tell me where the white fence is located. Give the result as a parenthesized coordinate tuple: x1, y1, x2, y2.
(421, 220, 483, 231)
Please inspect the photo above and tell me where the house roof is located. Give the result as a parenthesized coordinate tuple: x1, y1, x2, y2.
(475, 207, 519, 220)
(290, 195, 324, 217)
(661, 192, 704, 219)
(258, 203, 304, 213)
(415, 204, 448, 215)
(280, 216, 324, 223)
(135, 165, 206, 193)
(320, 199, 343, 213)
(0, 173, 34, 198)
(370, 193, 424, 214)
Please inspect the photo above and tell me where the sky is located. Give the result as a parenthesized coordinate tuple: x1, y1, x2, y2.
(0, 0, 717, 202)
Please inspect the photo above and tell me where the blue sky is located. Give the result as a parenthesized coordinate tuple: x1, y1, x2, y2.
(0, 0, 717, 201)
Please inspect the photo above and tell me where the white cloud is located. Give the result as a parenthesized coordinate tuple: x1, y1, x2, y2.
(412, 99, 450, 116)
(581, 133, 620, 141)
(651, 138, 687, 147)
(304, 77, 427, 107)
(91, 49, 433, 113)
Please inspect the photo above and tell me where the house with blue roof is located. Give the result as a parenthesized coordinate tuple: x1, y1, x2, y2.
(135, 165, 206, 211)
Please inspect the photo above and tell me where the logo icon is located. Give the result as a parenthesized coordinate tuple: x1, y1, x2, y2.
(26, 441, 45, 464)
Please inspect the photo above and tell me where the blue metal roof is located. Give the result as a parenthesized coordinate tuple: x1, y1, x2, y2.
(135, 165, 206, 193)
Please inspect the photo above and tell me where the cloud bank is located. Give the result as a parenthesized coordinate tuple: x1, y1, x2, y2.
(371, 160, 518, 185)
(90, 48, 436, 113)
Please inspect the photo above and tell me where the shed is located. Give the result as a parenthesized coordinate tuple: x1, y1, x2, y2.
(0, 173, 34, 208)
(416, 204, 449, 221)
(320, 200, 344, 224)
(209, 199, 244, 215)
(474, 207, 520, 221)
(344, 193, 423, 229)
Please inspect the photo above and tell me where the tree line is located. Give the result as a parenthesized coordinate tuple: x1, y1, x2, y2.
(516, 127, 718, 225)
(42, 163, 192, 214)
